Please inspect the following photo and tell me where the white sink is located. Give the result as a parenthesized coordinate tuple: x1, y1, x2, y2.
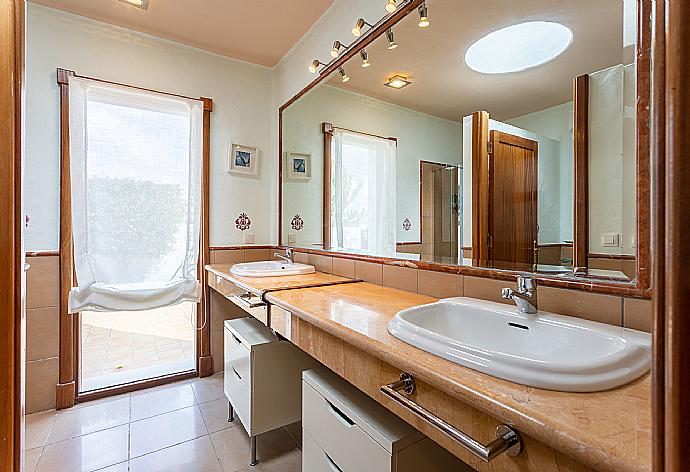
(388, 297, 651, 392)
(230, 261, 315, 277)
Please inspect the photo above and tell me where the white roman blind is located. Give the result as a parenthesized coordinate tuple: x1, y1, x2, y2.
(67, 76, 204, 313)
(331, 129, 396, 256)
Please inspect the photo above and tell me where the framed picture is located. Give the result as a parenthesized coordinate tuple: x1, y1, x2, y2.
(286, 152, 311, 180)
(228, 144, 259, 176)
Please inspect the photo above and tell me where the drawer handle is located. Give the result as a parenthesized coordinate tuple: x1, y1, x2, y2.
(231, 333, 242, 345)
(232, 366, 242, 380)
(326, 400, 354, 427)
(381, 373, 522, 462)
(324, 451, 343, 472)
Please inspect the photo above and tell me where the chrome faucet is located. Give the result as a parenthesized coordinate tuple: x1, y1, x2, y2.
(501, 275, 538, 314)
(274, 247, 294, 264)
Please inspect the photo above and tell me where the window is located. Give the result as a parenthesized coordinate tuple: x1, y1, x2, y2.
(330, 129, 396, 255)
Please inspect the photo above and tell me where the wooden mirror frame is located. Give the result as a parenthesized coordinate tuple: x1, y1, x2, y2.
(278, 0, 652, 298)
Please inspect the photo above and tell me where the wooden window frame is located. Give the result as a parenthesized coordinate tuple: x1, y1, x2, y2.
(56, 69, 213, 408)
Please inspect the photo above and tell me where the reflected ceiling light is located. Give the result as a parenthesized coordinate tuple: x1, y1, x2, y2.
(465, 21, 573, 74)
(386, 28, 398, 49)
(338, 67, 350, 82)
(360, 50, 371, 68)
(330, 40, 345, 58)
(308, 59, 326, 74)
(384, 75, 411, 89)
(119, 0, 148, 9)
(352, 18, 373, 37)
(418, 3, 429, 28)
(385, 0, 397, 13)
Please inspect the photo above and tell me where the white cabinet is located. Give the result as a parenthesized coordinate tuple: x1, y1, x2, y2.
(302, 367, 472, 472)
(224, 317, 319, 466)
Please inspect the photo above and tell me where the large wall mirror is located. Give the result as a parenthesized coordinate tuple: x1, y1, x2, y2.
(280, 0, 650, 292)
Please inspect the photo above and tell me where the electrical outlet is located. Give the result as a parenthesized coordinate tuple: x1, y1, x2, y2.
(243, 233, 255, 244)
(601, 232, 620, 248)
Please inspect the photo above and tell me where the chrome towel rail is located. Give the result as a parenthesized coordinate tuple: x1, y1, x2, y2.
(380, 373, 522, 462)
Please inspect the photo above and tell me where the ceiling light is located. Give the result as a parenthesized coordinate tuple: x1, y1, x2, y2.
(386, 28, 397, 50)
(465, 21, 573, 74)
(385, 0, 397, 13)
(338, 67, 350, 83)
(331, 40, 344, 58)
(418, 4, 429, 28)
(360, 50, 371, 68)
(308, 59, 325, 74)
(352, 18, 373, 37)
(384, 75, 411, 89)
(118, 0, 149, 10)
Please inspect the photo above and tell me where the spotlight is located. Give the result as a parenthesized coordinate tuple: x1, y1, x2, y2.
(418, 3, 429, 27)
(386, 28, 397, 49)
(338, 67, 350, 82)
(385, 0, 397, 13)
(352, 18, 373, 37)
(331, 40, 344, 58)
(360, 50, 371, 68)
(308, 59, 323, 74)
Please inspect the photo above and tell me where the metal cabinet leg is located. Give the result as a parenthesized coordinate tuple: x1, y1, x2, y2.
(250, 436, 258, 466)
(228, 402, 234, 422)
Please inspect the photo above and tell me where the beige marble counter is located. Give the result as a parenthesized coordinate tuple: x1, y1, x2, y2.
(262, 282, 651, 472)
(205, 264, 355, 298)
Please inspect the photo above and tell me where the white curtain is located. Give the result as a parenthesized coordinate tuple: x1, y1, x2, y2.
(330, 129, 396, 256)
(68, 76, 204, 313)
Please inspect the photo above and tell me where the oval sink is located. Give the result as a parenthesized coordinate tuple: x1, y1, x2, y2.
(230, 261, 315, 277)
(388, 297, 651, 392)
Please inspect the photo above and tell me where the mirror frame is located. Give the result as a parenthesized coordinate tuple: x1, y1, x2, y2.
(278, 0, 652, 298)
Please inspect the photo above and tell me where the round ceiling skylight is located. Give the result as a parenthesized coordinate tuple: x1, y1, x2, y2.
(465, 21, 573, 74)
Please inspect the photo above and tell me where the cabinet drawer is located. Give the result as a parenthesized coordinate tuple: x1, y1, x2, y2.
(303, 429, 346, 472)
(224, 352, 250, 428)
(224, 328, 251, 386)
(303, 381, 391, 472)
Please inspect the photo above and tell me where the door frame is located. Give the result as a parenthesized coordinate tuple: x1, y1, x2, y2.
(56, 69, 213, 407)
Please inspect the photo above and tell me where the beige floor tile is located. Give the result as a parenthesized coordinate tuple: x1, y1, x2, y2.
(130, 379, 190, 397)
(191, 373, 225, 404)
(210, 424, 298, 472)
(129, 405, 208, 458)
(129, 436, 222, 472)
(47, 397, 130, 444)
(130, 383, 197, 422)
(36, 425, 129, 472)
(198, 397, 236, 434)
(25, 410, 57, 449)
(256, 448, 301, 472)
(25, 447, 42, 472)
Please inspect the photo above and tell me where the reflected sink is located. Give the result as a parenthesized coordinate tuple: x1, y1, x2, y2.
(230, 261, 315, 277)
(388, 297, 651, 392)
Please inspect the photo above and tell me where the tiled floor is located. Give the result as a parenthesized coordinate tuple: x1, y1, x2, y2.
(81, 303, 197, 390)
(25, 373, 302, 472)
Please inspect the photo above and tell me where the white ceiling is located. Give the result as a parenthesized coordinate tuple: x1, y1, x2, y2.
(327, 0, 629, 121)
(29, 0, 335, 66)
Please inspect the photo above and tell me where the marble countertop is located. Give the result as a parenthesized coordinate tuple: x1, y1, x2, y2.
(205, 264, 355, 297)
(261, 282, 651, 472)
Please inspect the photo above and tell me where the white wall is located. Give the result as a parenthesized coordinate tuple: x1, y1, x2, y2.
(25, 4, 274, 251)
(282, 85, 462, 246)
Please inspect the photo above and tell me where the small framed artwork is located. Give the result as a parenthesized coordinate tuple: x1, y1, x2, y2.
(286, 152, 311, 180)
(228, 144, 259, 176)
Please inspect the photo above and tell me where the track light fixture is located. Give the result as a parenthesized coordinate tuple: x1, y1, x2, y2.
(331, 40, 345, 58)
(308, 59, 327, 74)
(418, 3, 429, 27)
(386, 28, 398, 49)
(338, 67, 350, 82)
(360, 50, 371, 68)
(352, 18, 374, 37)
(385, 0, 397, 13)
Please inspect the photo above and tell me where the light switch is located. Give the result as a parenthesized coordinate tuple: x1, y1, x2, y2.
(601, 232, 620, 248)
(243, 233, 255, 244)
(287, 233, 298, 245)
